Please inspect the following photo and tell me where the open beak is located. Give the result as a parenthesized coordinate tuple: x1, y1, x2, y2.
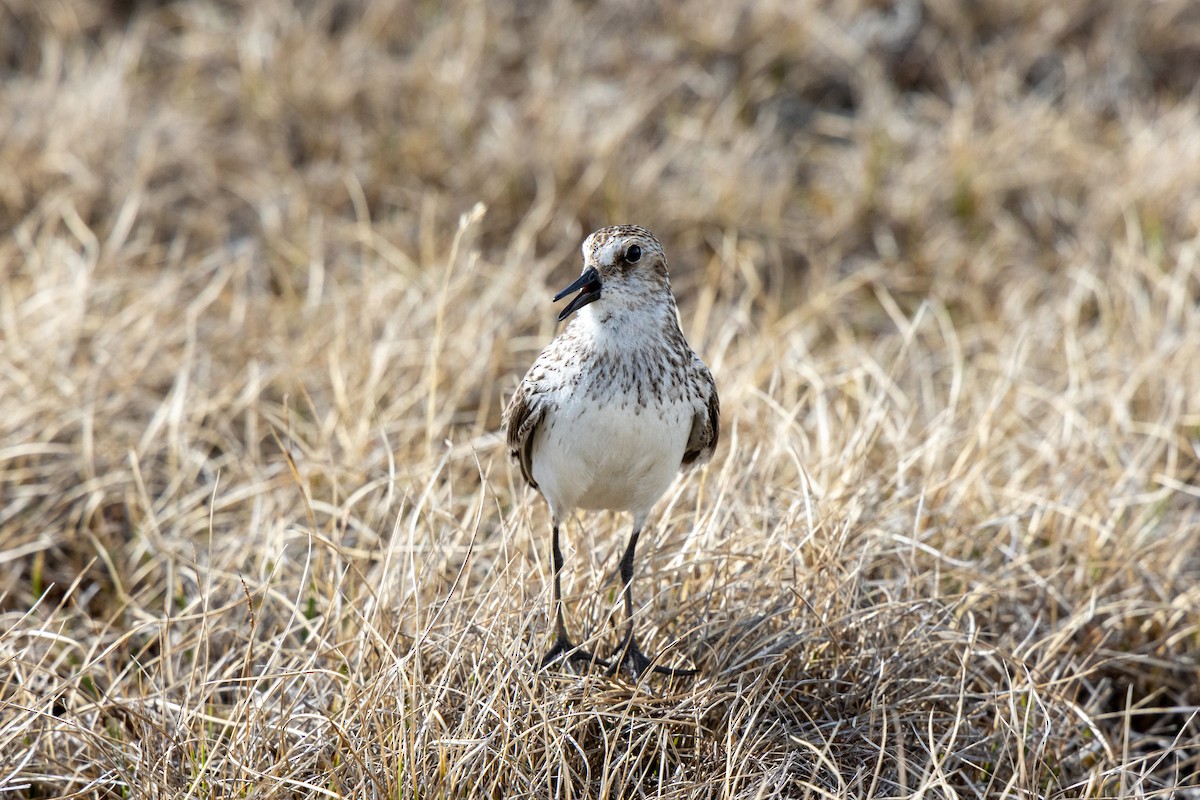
(553, 266, 602, 321)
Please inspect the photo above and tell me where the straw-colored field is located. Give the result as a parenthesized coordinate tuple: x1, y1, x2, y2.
(2, 1, 1199, 796)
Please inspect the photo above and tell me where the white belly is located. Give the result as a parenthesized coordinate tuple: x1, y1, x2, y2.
(531, 394, 691, 521)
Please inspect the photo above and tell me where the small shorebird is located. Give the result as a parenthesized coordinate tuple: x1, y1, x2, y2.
(503, 225, 720, 677)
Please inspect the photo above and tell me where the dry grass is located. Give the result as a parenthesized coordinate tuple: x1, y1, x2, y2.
(2, 0, 1199, 796)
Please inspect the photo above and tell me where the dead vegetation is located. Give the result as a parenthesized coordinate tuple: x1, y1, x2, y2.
(1, 0, 1198, 796)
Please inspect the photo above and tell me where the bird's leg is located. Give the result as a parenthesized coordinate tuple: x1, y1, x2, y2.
(539, 523, 607, 669)
(608, 526, 697, 679)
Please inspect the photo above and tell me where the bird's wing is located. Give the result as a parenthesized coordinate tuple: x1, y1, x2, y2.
(681, 358, 720, 470)
(502, 373, 547, 490)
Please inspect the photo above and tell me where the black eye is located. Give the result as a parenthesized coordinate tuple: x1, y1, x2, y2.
(625, 244, 642, 263)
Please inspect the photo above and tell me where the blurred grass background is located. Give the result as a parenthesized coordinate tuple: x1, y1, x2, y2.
(1, 0, 1199, 796)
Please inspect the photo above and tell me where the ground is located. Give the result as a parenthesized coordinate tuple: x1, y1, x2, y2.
(1, 0, 1199, 797)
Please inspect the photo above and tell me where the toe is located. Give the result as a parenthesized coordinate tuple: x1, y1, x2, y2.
(541, 638, 608, 671)
(608, 635, 696, 679)
(538, 638, 574, 668)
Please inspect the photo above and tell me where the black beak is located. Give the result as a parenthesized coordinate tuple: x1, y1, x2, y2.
(553, 266, 602, 321)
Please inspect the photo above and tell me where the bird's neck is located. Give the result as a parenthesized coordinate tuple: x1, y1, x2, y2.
(574, 298, 684, 354)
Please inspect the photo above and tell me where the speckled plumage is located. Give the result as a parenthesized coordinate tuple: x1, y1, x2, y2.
(503, 225, 719, 677)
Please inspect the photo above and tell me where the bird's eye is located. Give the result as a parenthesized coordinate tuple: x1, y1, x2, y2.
(625, 244, 642, 263)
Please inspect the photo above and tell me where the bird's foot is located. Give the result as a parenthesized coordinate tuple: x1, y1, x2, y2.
(539, 636, 609, 671)
(607, 631, 697, 679)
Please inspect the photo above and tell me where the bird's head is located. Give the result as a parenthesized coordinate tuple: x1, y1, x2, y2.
(554, 226, 672, 322)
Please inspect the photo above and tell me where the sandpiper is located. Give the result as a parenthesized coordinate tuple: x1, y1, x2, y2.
(503, 225, 720, 678)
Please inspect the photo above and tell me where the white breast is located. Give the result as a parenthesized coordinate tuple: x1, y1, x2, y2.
(530, 392, 692, 522)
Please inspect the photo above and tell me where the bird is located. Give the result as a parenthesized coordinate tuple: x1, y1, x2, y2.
(503, 225, 720, 678)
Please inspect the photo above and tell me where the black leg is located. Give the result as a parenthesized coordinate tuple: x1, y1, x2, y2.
(552, 521, 568, 637)
(608, 526, 696, 679)
(539, 523, 607, 669)
(619, 527, 640, 626)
